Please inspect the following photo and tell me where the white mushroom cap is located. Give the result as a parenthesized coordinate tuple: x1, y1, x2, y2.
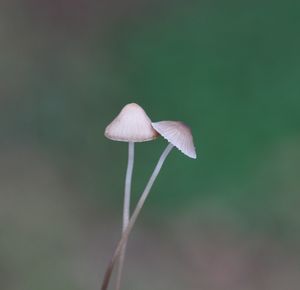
(152, 121, 197, 159)
(105, 103, 158, 142)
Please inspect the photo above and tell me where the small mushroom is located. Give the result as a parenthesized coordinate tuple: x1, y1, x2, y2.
(101, 119, 196, 290)
(104, 103, 157, 290)
(105, 102, 158, 142)
(152, 121, 197, 159)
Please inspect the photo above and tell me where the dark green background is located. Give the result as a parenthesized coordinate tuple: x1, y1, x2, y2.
(1, 1, 300, 289)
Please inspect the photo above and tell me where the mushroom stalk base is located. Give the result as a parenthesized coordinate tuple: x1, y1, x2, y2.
(115, 142, 135, 290)
(101, 143, 174, 290)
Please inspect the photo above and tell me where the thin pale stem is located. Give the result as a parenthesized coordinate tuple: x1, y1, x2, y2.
(101, 143, 174, 290)
(115, 142, 134, 290)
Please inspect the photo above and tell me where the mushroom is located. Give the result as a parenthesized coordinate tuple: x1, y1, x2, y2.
(104, 103, 157, 290)
(152, 121, 197, 159)
(101, 120, 196, 290)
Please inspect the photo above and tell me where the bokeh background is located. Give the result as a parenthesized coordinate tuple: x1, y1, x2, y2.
(1, 1, 300, 290)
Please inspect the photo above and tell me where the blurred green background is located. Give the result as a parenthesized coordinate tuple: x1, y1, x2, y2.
(1, 1, 300, 290)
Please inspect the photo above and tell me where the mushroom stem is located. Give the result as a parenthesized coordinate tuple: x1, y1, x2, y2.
(115, 142, 134, 290)
(124, 142, 134, 229)
(101, 143, 174, 290)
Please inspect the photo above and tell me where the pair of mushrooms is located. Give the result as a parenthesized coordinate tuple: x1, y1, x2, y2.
(102, 103, 196, 290)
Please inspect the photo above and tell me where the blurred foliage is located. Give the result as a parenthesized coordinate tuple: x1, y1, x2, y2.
(3, 0, 300, 220)
(1, 1, 300, 289)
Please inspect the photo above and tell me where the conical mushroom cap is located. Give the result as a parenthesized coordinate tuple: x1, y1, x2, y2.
(105, 103, 158, 142)
(152, 121, 197, 159)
